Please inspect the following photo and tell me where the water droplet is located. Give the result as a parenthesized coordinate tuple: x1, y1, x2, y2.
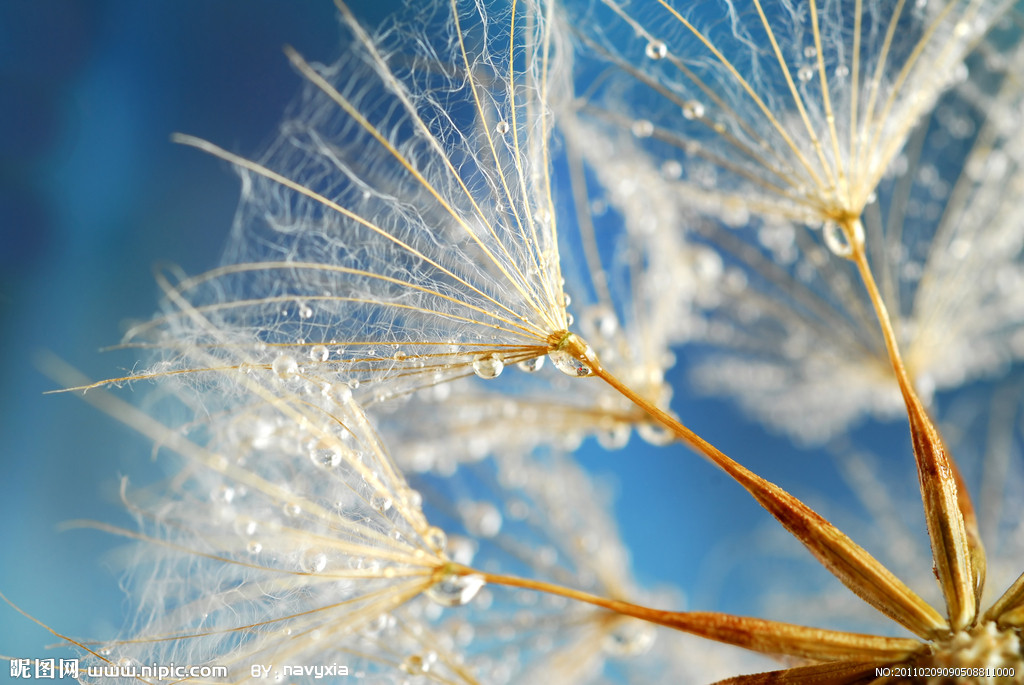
(681, 100, 704, 120)
(582, 305, 618, 339)
(822, 220, 863, 258)
(426, 571, 486, 607)
(424, 526, 447, 553)
(300, 551, 328, 573)
(517, 356, 545, 373)
(645, 40, 667, 60)
(461, 501, 502, 538)
(597, 425, 631, 450)
(247, 541, 263, 555)
(234, 518, 258, 537)
(660, 160, 683, 179)
(216, 485, 235, 503)
(803, 46, 817, 59)
(631, 119, 654, 138)
(402, 653, 435, 675)
(272, 353, 299, 379)
(472, 353, 504, 380)
(309, 344, 329, 362)
(637, 422, 674, 446)
(550, 349, 594, 377)
(797, 64, 814, 82)
(298, 303, 313, 319)
(602, 618, 656, 656)
(835, 64, 850, 78)
(403, 487, 423, 510)
(330, 383, 353, 404)
(371, 492, 393, 513)
(309, 445, 343, 469)
(495, 120, 509, 135)
(365, 613, 393, 636)
(283, 502, 302, 518)
(446, 536, 477, 565)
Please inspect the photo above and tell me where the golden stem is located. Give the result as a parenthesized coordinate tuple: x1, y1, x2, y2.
(463, 567, 923, 663)
(553, 335, 948, 638)
(842, 217, 981, 630)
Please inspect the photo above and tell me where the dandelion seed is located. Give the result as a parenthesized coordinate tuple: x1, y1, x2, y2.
(63, 354, 490, 682)
(145, 0, 591, 407)
(576, 0, 1002, 226)
(569, 1, 1024, 441)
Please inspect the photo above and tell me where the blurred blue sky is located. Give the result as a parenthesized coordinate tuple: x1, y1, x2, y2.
(0, 0, 878, 672)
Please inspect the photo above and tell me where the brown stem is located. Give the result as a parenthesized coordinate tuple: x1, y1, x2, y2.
(985, 570, 1024, 626)
(465, 567, 922, 663)
(843, 218, 981, 630)
(556, 334, 947, 639)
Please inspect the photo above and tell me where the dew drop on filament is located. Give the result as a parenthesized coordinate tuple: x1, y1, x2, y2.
(550, 348, 594, 377)
(631, 119, 654, 138)
(309, 446, 343, 469)
(332, 383, 353, 404)
(272, 353, 299, 379)
(371, 492, 393, 513)
(681, 100, 704, 120)
(637, 421, 674, 446)
(402, 651, 439, 675)
(645, 39, 667, 60)
(309, 344, 329, 362)
(423, 526, 448, 554)
(426, 572, 487, 607)
(300, 551, 328, 574)
(602, 618, 656, 656)
(517, 356, 545, 373)
(822, 220, 864, 259)
(461, 501, 503, 538)
(472, 353, 504, 379)
(597, 424, 631, 450)
(402, 654, 430, 675)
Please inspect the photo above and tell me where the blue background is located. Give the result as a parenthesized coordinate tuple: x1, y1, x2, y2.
(0, 0, 881, 673)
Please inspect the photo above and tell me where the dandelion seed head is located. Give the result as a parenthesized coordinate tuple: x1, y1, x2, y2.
(565, 8, 1024, 443)
(573, 0, 1001, 225)
(138, 0, 591, 412)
